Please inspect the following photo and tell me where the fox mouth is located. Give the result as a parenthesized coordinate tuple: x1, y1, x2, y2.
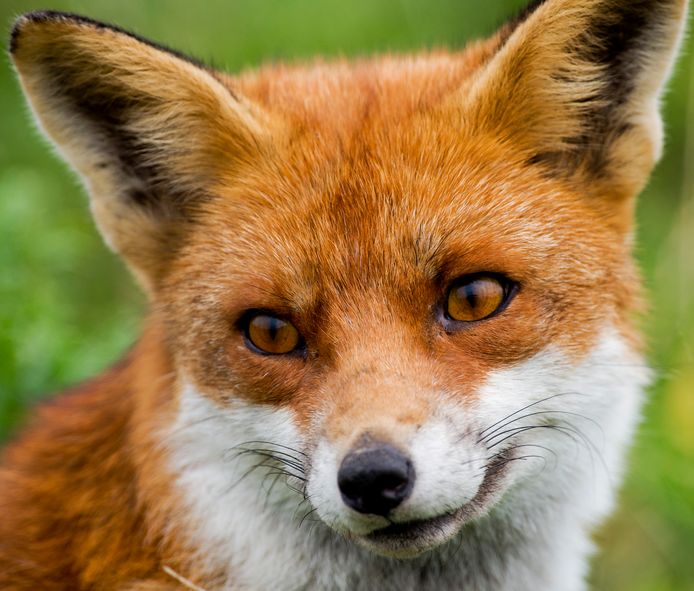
(361, 510, 464, 557)
(349, 497, 479, 559)
(348, 452, 512, 558)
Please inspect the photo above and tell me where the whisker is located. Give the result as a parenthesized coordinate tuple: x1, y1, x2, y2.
(233, 440, 309, 458)
(485, 424, 582, 451)
(486, 421, 609, 482)
(480, 409, 604, 448)
(227, 448, 307, 474)
(263, 469, 307, 484)
(261, 472, 284, 509)
(221, 458, 278, 496)
(299, 507, 320, 529)
(477, 392, 586, 441)
(225, 445, 306, 465)
(483, 454, 547, 476)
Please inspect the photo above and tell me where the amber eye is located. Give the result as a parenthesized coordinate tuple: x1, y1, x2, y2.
(446, 275, 511, 322)
(245, 313, 302, 355)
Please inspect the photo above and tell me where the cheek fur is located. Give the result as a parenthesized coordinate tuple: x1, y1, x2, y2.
(164, 382, 311, 533)
(470, 326, 649, 517)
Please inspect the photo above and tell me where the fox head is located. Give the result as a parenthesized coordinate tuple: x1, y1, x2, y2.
(10, 0, 687, 566)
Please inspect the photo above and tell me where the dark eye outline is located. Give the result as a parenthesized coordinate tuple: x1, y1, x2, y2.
(237, 310, 307, 357)
(440, 273, 519, 330)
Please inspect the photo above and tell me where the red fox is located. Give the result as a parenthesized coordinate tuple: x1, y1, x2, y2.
(2, 1, 689, 589)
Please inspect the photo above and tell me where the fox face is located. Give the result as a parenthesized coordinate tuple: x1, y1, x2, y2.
(8, 0, 688, 589)
(164, 118, 646, 561)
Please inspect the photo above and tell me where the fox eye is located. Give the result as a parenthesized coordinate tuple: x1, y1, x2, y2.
(244, 313, 302, 355)
(445, 275, 514, 323)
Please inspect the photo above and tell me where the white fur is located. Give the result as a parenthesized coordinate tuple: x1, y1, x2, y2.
(398, 415, 487, 520)
(164, 327, 648, 591)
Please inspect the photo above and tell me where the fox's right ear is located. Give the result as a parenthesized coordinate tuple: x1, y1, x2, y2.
(10, 11, 270, 292)
(465, 0, 688, 229)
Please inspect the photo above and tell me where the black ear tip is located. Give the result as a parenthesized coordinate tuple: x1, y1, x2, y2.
(9, 11, 82, 54)
(8, 10, 208, 70)
(9, 18, 23, 54)
(8, 13, 36, 54)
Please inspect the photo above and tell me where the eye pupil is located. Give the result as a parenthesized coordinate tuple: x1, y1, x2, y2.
(463, 285, 477, 309)
(267, 317, 279, 341)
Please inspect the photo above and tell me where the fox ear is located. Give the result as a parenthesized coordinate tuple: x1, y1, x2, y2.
(467, 0, 688, 218)
(10, 11, 268, 292)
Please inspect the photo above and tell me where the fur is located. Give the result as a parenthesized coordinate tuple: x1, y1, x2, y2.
(2, 1, 688, 589)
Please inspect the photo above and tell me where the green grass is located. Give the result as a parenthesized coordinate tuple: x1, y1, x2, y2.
(1, 1, 692, 589)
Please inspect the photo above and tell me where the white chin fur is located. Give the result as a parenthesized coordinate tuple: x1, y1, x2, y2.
(163, 327, 648, 590)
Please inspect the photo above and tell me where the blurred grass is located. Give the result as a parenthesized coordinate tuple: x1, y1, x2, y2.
(0, 1, 692, 589)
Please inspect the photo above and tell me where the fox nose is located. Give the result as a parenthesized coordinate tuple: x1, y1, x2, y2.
(337, 442, 415, 516)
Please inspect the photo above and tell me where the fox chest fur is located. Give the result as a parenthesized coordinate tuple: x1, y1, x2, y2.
(1, 1, 689, 590)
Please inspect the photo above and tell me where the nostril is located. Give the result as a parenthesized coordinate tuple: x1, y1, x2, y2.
(337, 443, 415, 516)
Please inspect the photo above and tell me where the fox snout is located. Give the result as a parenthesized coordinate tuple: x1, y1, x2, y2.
(306, 366, 489, 557)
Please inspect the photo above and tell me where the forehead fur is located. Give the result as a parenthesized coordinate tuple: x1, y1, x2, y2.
(176, 50, 630, 296)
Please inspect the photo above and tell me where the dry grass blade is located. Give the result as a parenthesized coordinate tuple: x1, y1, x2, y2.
(162, 565, 210, 591)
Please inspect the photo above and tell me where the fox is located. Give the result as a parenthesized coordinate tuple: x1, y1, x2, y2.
(1, 1, 689, 590)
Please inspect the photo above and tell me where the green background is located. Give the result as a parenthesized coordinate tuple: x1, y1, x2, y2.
(1, 1, 692, 589)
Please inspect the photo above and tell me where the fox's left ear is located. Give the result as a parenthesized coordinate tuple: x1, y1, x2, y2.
(9, 12, 271, 292)
(468, 0, 688, 222)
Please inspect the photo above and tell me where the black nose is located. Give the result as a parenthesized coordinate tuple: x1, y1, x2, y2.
(337, 442, 415, 516)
